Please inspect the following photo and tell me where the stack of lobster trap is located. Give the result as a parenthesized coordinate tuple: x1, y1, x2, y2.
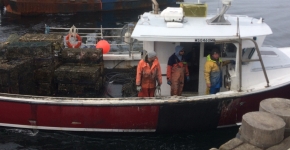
(0, 58, 33, 94)
(55, 48, 103, 97)
(20, 34, 63, 95)
(0, 33, 63, 95)
(0, 33, 104, 97)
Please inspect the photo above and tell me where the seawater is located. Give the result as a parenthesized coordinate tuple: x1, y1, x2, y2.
(0, 127, 238, 149)
(0, 0, 289, 149)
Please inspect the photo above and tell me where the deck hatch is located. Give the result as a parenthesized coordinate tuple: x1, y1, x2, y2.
(260, 51, 277, 56)
(251, 47, 290, 71)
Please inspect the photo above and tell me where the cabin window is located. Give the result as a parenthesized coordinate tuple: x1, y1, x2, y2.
(242, 48, 255, 59)
(204, 43, 237, 58)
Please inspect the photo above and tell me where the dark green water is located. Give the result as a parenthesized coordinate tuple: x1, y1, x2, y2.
(0, 127, 239, 149)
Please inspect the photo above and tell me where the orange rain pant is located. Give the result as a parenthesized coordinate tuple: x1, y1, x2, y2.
(138, 88, 156, 97)
(171, 67, 185, 96)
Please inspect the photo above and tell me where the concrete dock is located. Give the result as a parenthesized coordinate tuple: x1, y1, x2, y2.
(211, 98, 290, 150)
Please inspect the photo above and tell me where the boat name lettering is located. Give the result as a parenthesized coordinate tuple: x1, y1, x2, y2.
(195, 39, 215, 42)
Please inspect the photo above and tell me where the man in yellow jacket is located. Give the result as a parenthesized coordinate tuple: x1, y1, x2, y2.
(204, 48, 235, 94)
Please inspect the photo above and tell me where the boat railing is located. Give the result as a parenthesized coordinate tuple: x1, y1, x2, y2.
(44, 24, 143, 59)
(216, 37, 270, 91)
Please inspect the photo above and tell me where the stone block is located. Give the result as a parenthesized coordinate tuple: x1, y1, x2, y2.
(285, 128, 290, 138)
(259, 98, 290, 128)
(219, 138, 244, 150)
(266, 136, 290, 150)
(241, 111, 285, 149)
(233, 143, 262, 150)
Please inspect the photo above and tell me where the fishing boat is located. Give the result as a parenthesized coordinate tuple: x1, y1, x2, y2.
(0, 0, 290, 133)
(0, 0, 177, 15)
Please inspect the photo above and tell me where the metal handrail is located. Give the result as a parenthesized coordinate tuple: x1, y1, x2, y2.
(45, 24, 128, 39)
(45, 24, 141, 57)
(215, 37, 270, 90)
(242, 38, 270, 87)
(85, 43, 133, 46)
(48, 27, 123, 30)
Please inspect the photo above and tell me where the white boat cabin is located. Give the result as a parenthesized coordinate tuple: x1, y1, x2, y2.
(130, 1, 290, 96)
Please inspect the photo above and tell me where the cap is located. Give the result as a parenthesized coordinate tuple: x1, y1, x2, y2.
(147, 51, 157, 58)
(211, 48, 220, 55)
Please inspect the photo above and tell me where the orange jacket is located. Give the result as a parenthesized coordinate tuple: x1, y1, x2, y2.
(136, 58, 162, 88)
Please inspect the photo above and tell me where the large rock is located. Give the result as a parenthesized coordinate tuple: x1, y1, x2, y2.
(266, 136, 290, 150)
(285, 128, 290, 138)
(233, 143, 262, 150)
(259, 98, 290, 128)
(241, 111, 285, 149)
(219, 138, 244, 150)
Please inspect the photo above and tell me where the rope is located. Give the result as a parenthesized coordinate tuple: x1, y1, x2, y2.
(154, 87, 161, 97)
(68, 25, 78, 39)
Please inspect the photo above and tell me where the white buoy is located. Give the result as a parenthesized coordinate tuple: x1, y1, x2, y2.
(241, 111, 285, 149)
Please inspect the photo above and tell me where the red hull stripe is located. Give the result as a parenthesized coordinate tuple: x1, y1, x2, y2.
(0, 101, 160, 130)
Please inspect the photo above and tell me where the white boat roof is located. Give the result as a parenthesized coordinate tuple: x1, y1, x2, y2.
(132, 11, 273, 42)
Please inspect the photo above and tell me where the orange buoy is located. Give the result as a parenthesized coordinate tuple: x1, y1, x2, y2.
(65, 34, 82, 48)
(96, 40, 110, 54)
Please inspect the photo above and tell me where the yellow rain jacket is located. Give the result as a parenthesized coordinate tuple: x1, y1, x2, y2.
(204, 55, 231, 94)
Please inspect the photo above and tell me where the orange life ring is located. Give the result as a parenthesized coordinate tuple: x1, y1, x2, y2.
(65, 34, 82, 48)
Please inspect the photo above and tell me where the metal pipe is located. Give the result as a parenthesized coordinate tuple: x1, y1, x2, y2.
(49, 33, 121, 38)
(238, 38, 242, 92)
(81, 36, 121, 38)
(49, 27, 123, 30)
(100, 25, 103, 39)
(243, 38, 270, 87)
(50, 32, 102, 35)
(152, 0, 159, 14)
(85, 44, 131, 46)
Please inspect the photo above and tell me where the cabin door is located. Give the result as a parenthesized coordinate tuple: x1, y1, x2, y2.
(180, 42, 200, 94)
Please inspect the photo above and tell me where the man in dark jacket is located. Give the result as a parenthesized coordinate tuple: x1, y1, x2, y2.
(166, 45, 189, 96)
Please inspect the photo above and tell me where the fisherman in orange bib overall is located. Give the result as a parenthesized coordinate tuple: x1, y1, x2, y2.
(167, 45, 190, 96)
(136, 51, 162, 97)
